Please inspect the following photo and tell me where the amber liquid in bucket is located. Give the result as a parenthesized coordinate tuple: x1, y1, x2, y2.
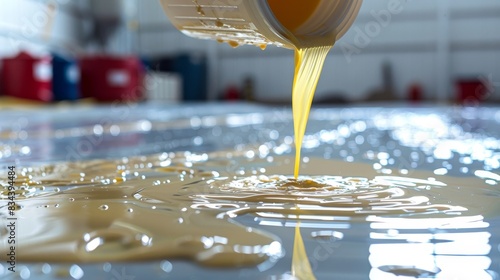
(267, 0, 322, 33)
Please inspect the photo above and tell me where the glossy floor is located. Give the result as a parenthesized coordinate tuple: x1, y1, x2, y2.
(1, 103, 499, 279)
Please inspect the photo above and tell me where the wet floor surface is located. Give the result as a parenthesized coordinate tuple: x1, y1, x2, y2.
(1, 103, 499, 279)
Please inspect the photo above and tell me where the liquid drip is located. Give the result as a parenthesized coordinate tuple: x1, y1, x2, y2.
(291, 46, 332, 179)
(266, 3, 337, 276)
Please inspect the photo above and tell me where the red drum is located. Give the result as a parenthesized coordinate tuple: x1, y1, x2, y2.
(1, 51, 52, 102)
(80, 55, 144, 102)
(457, 79, 487, 104)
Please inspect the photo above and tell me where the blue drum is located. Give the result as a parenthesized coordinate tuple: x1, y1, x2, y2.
(52, 53, 80, 101)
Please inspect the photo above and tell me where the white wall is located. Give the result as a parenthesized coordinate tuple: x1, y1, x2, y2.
(129, 0, 500, 102)
(0, 0, 86, 57)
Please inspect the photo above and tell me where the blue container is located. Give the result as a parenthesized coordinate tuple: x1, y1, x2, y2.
(156, 54, 207, 101)
(52, 54, 80, 101)
(174, 54, 207, 101)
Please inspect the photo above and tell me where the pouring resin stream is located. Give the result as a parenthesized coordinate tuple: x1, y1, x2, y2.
(262, 2, 333, 278)
(266, 0, 333, 177)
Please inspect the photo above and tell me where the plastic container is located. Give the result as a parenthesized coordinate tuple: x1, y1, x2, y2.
(408, 83, 423, 103)
(145, 72, 182, 103)
(80, 55, 144, 102)
(0, 51, 52, 102)
(52, 53, 80, 101)
(159, 0, 363, 49)
(456, 79, 487, 104)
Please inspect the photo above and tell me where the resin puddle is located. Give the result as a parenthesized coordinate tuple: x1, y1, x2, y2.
(1, 150, 498, 272)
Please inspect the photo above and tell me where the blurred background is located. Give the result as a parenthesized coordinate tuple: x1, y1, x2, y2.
(0, 0, 499, 106)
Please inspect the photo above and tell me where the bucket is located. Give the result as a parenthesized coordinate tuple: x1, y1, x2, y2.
(0, 51, 52, 102)
(80, 55, 144, 102)
(159, 0, 363, 49)
(456, 79, 487, 104)
(52, 53, 80, 101)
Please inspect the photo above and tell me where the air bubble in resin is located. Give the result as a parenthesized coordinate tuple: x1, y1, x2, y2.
(98, 205, 109, 211)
